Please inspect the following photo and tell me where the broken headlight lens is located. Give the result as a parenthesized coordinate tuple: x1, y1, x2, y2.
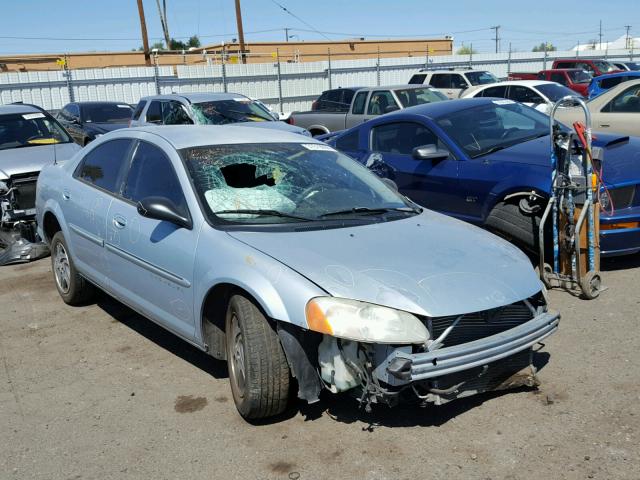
(0, 180, 8, 194)
(305, 297, 429, 344)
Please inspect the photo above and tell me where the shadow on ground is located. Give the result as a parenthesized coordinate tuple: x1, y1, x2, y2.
(601, 252, 640, 271)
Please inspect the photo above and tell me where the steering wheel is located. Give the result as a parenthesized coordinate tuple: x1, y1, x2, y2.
(500, 127, 520, 140)
(297, 183, 335, 203)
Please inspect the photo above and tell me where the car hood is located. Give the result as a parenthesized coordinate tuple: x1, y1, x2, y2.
(484, 133, 640, 183)
(237, 121, 310, 136)
(0, 142, 81, 179)
(84, 122, 129, 135)
(228, 211, 542, 318)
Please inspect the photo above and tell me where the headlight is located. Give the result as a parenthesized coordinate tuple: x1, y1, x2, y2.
(0, 180, 7, 194)
(305, 297, 429, 344)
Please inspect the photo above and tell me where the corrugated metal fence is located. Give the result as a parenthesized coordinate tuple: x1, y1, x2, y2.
(0, 48, 636, 113)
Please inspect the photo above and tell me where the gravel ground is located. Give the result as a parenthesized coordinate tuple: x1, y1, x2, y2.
(1, 255, 639, 480)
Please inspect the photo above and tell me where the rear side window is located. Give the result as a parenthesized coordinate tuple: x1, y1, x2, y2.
(371, 121, 445, 155)
(409, 74, 427, 84)
(75, 139, 132, 193)
(555, 62, 572, 69)
(335, 130, 359, 152)
(351, 91, 368, 115)
(146, 101, 162, 123)
(429, 74, 450, 88)
(132, 101, 145, 120)
(342, 89, 356, 105)
(550, 73, 567, 85)
(123, 141, 187, 213)
(600, 77, 625, 89)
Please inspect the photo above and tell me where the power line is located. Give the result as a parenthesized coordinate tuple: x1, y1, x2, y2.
(270, 0, 333, 42)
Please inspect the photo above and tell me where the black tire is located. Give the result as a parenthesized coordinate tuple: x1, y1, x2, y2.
(225, 294, 290, 420)
(50, 231, 95, 305)
(486, 201, 546, 255)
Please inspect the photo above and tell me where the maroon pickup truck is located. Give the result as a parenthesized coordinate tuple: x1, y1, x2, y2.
(509, 68, 592, 96)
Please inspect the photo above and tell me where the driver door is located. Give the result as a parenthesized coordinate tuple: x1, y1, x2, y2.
(365, 121, 461, 215)
(104, 139, 198, 339)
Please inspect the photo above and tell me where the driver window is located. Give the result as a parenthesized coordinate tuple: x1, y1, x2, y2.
(605, 85, 640, 113)
(367, 91, 398, 115)
(123, 141, 188, 213)
(162, 101, 193, 125)
(371, 121, 449, 156)
(508, 86, 544, 104)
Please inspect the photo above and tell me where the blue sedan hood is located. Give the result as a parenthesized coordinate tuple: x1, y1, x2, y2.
(485, 133, 640, 185)
(228, 211, 542, 318)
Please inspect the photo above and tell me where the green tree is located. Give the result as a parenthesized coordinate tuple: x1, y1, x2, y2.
(532, 42, 557, 52)
(169, 35, 201, 51)
(457, 45, 477, 55)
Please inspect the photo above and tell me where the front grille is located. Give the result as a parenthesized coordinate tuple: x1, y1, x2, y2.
(428, 301, 535, 347)
(608, 185, 636, 209)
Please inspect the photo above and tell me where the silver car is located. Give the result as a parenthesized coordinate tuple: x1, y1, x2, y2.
(129, 92, 311, 137)
(0, 103, 80, 265)
(35, 125, 559, 420)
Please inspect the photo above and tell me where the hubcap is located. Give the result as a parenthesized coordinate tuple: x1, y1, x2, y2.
(53, 242, 71, 294)
(229, 313, 247, 398)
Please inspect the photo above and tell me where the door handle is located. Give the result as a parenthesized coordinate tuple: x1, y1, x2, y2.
(62, 190, 71, 200)
(112, 216, 127, 229)
(599, 124, 610, 128)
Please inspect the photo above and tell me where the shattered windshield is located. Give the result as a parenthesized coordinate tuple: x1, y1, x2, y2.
(181, 143, 415, 225)
(0, 113, 72, 150)
(191, 98, 275, 125)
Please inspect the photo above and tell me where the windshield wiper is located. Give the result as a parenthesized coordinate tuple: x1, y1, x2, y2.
(319, 206, 421, 218)
(471, 133, 549, 158)
(213, 209, 313, 221)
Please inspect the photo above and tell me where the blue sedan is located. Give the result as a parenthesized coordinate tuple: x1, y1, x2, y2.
(325, 98, 640, 257)
(588, 71, 640, 98)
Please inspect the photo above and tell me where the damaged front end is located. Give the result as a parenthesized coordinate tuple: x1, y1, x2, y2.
(0, 173, 49, 266)
(314, 293, 559, 411)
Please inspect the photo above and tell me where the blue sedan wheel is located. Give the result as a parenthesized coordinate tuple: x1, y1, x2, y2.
(50, 231, 95, 306)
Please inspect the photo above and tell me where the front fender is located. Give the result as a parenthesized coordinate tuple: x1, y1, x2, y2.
(194, 229, 327, 335)
(482, 174, 551, 221)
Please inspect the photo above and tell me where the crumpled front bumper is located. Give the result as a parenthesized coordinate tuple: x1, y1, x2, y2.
(0, 226, 49, 266)
(384, 311, 560, 383)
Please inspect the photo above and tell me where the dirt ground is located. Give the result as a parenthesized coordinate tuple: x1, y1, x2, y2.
(1, 255, 639, 480)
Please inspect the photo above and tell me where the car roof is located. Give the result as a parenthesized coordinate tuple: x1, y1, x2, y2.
(70, 101, 133, 106)
(595, 71, 640, 80)
(593, 78, 640, 96)
(417, 69, 490, 74)
(355, 84, 439, 91)
(124, 125, 320, 150)
(0, 104, 43, 115)
(475, 80, 556, 88)
(383, 97, 496, 120)
(140, 92, 249, 103)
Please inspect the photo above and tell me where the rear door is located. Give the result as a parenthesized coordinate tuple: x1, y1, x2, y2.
(365, 120, 461, 214)
(104, 138, 198, 338)
(64, 139, 134, 285)
(345, 90, 369, 128)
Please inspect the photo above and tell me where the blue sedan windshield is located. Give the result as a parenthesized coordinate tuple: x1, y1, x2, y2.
(181, 143, 414, 224)
(436, 101, 549, 158)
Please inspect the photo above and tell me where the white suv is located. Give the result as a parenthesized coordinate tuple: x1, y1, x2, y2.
(409, 69, 499, 99)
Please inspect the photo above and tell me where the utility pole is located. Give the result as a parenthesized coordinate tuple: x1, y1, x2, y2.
(136, 0, 151, 65)
(285, 28, 290, 42)
(598, 20, 603, 50)
(625, 25, 632, 49)
(234, 0, 246, 63)
(155, 0, 171, 49)
(491, 25, 500, 53)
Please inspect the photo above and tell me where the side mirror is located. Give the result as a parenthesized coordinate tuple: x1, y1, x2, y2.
(137, 196, 192, 230)
(384, 105, 400, 114)
(412, 144, 450, 162)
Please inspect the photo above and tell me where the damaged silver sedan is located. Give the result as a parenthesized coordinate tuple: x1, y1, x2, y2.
(35, 125, 559, 420)
(0, 104, 80, 265)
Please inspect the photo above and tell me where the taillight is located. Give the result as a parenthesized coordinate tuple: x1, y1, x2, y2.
(286, 116, 294, 125)
(311, 100, 319, 110)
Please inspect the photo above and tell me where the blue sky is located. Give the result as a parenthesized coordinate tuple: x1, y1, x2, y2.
(1, 0, 638, 54)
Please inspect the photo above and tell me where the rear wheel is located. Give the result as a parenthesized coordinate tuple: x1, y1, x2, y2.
(50, 232, 95, 305)
(225, 294, 291, 420)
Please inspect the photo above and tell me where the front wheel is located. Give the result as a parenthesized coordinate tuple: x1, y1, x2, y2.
(50, 231, 95, 305)
(225, 294, 291, 420)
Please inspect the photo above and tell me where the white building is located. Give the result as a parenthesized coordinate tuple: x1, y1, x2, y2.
(573, 35, 640, 51)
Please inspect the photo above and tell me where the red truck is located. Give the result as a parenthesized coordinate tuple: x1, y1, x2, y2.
(510, 59, 622, 96)
(509, 68, 592, 96)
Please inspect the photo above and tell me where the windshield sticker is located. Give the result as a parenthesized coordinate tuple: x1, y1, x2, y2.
(301, 143, 335, 151)
(117, 104, 130, 108)
(492, 99, 515, 105)
(22, 113, 45, 120)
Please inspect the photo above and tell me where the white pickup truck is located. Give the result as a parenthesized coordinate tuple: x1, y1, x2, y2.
(287, 85, 447, 136)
